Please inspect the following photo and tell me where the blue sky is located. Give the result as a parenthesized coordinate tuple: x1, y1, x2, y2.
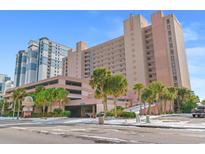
(0, 10, 204, 100)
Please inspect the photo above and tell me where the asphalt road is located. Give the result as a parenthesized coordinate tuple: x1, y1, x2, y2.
(0, 123, 205, 144)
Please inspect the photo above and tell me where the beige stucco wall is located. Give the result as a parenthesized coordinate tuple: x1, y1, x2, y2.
(152, 11, 173, 86)
(62, 11, 191, 95)
(124, 15, 148, 90)
(172, 16, 191, 89)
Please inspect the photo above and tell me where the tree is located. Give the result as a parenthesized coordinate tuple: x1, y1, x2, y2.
(175, 87, 192, 113)
(0, 99, 9, 116)
(167, 87, 177, 112)
(89, 67, 112, 113)
(181, 92, 199, 113)
(106, 74, 128, 117)
(201, 99, 205, 106)
(133, 83, 145, 115)
(161, 87, 177, 114)
(141, 88, 155, 115)
(47, 88, 56, 112)
(55, 88, 69, 111)
(147, 81, 166, 114)
(12, 88, 26, 119)
(0, 99, 4, 116)
(35, 89, 51, 118)
(35, 85, 45, 93)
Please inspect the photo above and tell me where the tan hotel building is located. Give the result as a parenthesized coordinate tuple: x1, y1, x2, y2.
(4, 76, 129, 117)
(63, 11, 191, 91)
(4, 11, 191, 117)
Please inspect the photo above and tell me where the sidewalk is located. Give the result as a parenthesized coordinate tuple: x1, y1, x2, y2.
(2, 114, 205, 130)
(104, 115, 205, 130)
(63, 115, 205, 130)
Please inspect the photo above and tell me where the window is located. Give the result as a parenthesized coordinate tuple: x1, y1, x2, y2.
(65, 80, 81, 87)
(30, 63, 37, 70)
(167, 25, 171, 29)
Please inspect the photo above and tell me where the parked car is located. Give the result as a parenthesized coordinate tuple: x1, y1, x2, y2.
(192, 106, 205, 118)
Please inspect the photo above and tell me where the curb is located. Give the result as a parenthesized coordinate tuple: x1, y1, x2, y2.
(101, 123, 205, 130)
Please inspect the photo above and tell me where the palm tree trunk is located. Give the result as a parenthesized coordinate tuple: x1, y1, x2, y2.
(103, 96, 108, 113)
(17, 100, 21, 120)
(164, 100, 167, 114)
(12, 101, 16, 119)
(138, 91, 142, 116)
(114, 97, 117, 118)
(158, 102, 162, 115)
(177, 98, 181, 113)
(1, 101, 5, 116)
(143, 102, 146, 115)
(147, 103, 151, 115)
(102, 99, 106, 113)
(160, 102, 163, 114)
(139, 102, 142, 116)
(42, 105, 45, 118)
(170, 101, 172, 113)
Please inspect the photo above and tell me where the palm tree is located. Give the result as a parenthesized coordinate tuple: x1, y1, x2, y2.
(167, 87, 177, 112)
(133, 83, 145, 115)
(47, 88, 56, 112)
(55, 88, 69, 111)
(12, 90, 18, 118)
(161, 88, 177, 114)
(12, 88, 26, 119)
(89, 67, 112, 113)
(141, 88, 155, 115)
(176, 87, 192, 113)
(35, 85, 45, 93)
(106, 74, 128, 117)
(35, 89, 50, 118)
(0, 99, 5, 116)
(147, 81, 166, 114)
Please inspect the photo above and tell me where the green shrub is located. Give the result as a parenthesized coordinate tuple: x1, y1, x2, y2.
(2, 111, 13, 117)
(121, 112, 136, 118)
(31, 110, 71, 118)
(181, 101, 197, 113)
(106, 111, 115, 117)
(47, 112, 55, 117)
(32, 112, 43, 118)
(53, 108, 63, 114)
(116, 106, 124, 111)
(62, 111, 71, 117)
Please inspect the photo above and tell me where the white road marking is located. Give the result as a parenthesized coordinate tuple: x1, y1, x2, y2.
(0, 122, 34, 127)
(80, 134, 127, 142)
(11, 127, 27, 130)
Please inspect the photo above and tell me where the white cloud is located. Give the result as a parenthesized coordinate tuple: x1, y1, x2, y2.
(190, 77, 205, 101)
(186, 47, 205, 57)
(186, 46, 205, 100)
(184, 23, 201, 42)
(189, 65, 205, 76)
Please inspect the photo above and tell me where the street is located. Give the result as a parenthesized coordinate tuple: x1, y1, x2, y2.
(1, 122, 205, 143)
